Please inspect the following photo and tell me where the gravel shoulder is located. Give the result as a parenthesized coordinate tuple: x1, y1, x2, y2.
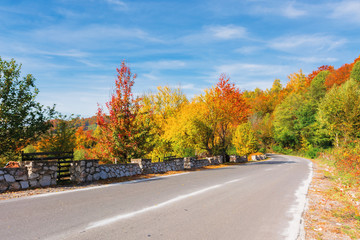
(304, 160, 360, 239)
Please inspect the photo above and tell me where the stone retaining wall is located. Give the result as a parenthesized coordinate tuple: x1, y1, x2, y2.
(0, 161, 57, 192)
(131, 158, 184, 174)
(251, 154, 267, 161)
(184, 156, 223, 169)
(70, 160, 142, 183)
(99, 163, 141, 180)
(229, 155, 248, 163)
(1, 154, 249, 192)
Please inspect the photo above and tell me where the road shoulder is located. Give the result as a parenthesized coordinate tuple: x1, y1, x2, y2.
(304, 160, 360, 239)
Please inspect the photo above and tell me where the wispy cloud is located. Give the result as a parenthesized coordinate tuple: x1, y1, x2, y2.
(330, 0, 360, 23)
(281, 56, 338, 64)
(282, 3, 307, 18)
(135, 60, 186, 70)
(181, 24, 248, 43)
(105, 0, 128, 10)
(250, 1, 307, 19)
(235, 46, 262, 54)
(269, 34, 346, 52)
(207, 25, 247, 40)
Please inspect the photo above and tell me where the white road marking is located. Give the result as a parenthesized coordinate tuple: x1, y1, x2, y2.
(283, 158, 313, 240)
(86, 177, 244, 230)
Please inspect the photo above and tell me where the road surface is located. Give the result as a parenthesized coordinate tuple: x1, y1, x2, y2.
(0, 154, 312, 240)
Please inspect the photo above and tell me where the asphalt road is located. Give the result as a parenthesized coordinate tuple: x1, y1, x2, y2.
(0, 154, 312, 240)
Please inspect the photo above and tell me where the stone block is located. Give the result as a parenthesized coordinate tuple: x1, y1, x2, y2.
(0, 175, 3, 181)
(86, 175, 93, 182)
(39, 175, 51, 187)
(29, 180, 38, 187)
(50, 166, 57, 171)
(9, 182, 21, 190)
(28, 172, 39, 180)
(93, 173, 100, 181)
(0, 182, 9, 192)
(100, 171, 108, 180)
(20, 181, 29, 189)
(4, 174, 15, 183)
(0, 170, 4, 175)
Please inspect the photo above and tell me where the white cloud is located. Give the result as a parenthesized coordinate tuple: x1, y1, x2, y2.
(105, 0, 128, 10)
(181, 24, 247, 43)
(269, 34, 346, 52)
(282, 3, 307, 18)
(250, 2, 307, 19)
(235, 46, 261, 54)
(216, 63, 289, 77)
(206, 25, 247, 40)
(282, 56, 338, 64)
(30, 25, 163, 46)
(135, 60, 186, 70)
(330, 0, 360, 23)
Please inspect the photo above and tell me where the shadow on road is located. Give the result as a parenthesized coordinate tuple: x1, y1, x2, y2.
(250, 160, 296, 165)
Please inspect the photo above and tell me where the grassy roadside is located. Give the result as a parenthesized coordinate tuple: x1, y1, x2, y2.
(304, 155, 360, 239)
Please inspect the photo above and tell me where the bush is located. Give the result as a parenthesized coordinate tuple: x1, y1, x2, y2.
(303, 146, 321, 159)
(272, 145, 293, 155)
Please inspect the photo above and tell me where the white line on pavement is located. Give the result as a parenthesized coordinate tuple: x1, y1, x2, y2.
(86, 177, 244, 230)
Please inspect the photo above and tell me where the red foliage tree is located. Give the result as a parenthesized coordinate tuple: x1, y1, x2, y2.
(325, 57, 360, 89)
(96, 61, 150, 163)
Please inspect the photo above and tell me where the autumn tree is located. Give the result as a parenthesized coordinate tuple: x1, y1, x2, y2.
(205, 74, 250, 155)
(325, 63, 352, 89)
(0, 57, 55, 162)
(165, 98, 216, 157)
(140, 86, 188, 160)
(232, 122, 258, 157)
(96, 62, 151, 163)
(36, 115, 77, 153)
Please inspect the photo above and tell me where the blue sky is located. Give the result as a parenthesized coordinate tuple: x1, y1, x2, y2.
(1, 0, 359, 117)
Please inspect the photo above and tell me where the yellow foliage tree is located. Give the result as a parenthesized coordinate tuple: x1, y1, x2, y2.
(232, 122, 258, 157)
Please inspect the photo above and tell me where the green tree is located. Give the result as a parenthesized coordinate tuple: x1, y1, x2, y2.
(309, 70, 330, 102)
(318, 79, 360, 146)
(350, 60, 360, 82)
(0, 57, 55, 161)
(273, 93, 304, 148)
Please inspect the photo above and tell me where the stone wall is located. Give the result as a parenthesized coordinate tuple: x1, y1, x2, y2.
(70, 160, 142, 183)
(229, 155, 248, 163)
(70, 160, 100, 183)
(99, 163, 141, 180)
(131, 158, 184, 174)
(184, 156, 223, 169)
(1, 154, 250, 192)
(0, 161, 57, 192)
(250, 154, 267, 161)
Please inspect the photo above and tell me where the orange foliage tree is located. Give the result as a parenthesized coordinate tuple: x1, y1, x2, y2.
(325, 57, 360, 88)
(206, 74, 250, 155)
